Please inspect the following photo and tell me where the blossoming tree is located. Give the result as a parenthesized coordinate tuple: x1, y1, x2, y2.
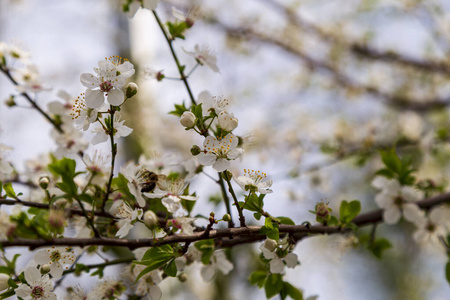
(0, 0, 450, 299)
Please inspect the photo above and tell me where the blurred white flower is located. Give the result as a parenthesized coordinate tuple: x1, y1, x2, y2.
(125, 0, 160, 18)
(183, 45, 220, 73)
(372, 177, 424, 225)
(412, 205, 450, 246)
(0, 144, 13, 176)
(260, 238, 298, 274)
(200, 251, 233, 282)
(172, 217, 196, 235)
(120, 162, 146, 207)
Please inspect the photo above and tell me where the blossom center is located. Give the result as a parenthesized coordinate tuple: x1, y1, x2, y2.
(50, 250, 61, 262)
(31, 286, 45, 298)
(99, 81, 113, 92)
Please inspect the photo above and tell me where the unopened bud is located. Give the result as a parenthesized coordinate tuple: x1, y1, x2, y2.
(222, 214, 231, 222)
(178, 273, 187, 282)
(221, 170, 233, 181)
(180, 111, 196, 128)
(125, 82, 138, 98)
(144, 210, 158, 229)
(5, 95, 16, 107)
(316, 202, 330, 218)
(190, 145, 201, 156)
(264, 238, 278, 252)
(0, 274, 9, 292)
(40, 264, 51, 275)
(39, 176, 50, 189)
(156, 71, 165, 81)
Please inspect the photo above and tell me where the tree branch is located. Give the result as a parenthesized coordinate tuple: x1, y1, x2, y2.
(2, 189, 448, 250)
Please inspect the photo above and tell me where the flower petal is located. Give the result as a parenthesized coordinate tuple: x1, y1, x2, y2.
(85, 89, 105, 108)
(107, 88, 125, 106)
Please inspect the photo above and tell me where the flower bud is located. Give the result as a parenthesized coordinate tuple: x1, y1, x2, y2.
(221, 170, 233, 181)
(178, 273, 188, 282)
(125, 82, 138, 98)
(0, 274, 9, 292)
(218, 111, 238, 131)
(144, 210, 158, 229)
(40, 264, 51, 275)
(5, 95, 16, 107)
(264, 238, 278, 252)
(190, 145, 201, 156)
(222, 214, 231, 222)
(180, 111, 196, 128)
(315, 201, 330, 218)
(39, 176, 50, 190)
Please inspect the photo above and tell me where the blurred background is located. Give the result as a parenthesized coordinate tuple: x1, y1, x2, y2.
(1, 0, 450, 299)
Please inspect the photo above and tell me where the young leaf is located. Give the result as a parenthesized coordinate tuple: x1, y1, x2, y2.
(249, 270, 267, 288)
(3, 182, 16, 198)
(264, 273, 283, 299)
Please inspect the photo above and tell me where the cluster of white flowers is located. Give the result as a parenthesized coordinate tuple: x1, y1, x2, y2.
(109, 200, 143, 238)
(259, 238, 299, 274)
(372, 176, 450, 246)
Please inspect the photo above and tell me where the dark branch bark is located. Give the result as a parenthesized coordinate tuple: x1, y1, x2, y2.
(1, 190, 448, 250)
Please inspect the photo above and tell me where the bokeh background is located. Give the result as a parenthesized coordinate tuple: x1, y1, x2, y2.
(1, 0, 450, 299)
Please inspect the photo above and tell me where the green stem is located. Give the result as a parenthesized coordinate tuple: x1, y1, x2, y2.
(61, 257, 134, 276)
(102, 107, 117, 210)
(218, 174, 234, 228)
(152, 10, 196, 105)
(224, 173, 246, 227)
(75, 197, 101, 238)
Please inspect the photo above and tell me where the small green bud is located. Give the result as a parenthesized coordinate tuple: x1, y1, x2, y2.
(5, 95, 16, 107)
(221, 170, 233, 181)
(190, 145, 201, 156)
(40, 264, 51, 275)
(222, 214, 231, 222)
(178, 273, 187, 282)
(39, 176, 50, 190)
(125, 82, 138, 98)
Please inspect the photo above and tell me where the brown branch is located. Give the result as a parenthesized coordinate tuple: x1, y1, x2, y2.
(211, 20, 450, 112)
(264, 0, 450, 76)
(2, 190, 449, 250)
(0, 199, 113, 218)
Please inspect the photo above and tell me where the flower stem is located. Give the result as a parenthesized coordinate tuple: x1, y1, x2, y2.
(218, 174, 235, 228)
(223, 173, 246, 227)
(0, 66, 64, 134)
(102, 107, 117, 210)
(152, 10, 196, 105)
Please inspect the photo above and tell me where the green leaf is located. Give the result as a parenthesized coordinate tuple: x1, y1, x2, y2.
(249, 270, 267, 288)
(265, 217, 274, 229)
(368, 238, 392, 259)
(0, 288, 16, 299)
(264, 273, 283, 299)
(74, 263, 90, 276)
(445, 261, 450, 285)
(91, 266, 105, 279)
(3, 182, 16, 198)
(380, 148, 402, 174)
(277, 217, 295, 226)
(195, 239, 215, 265)
(136, 245, 176, 272)
(281, 282, 303, 300)
(254, 213, 262, 220)
(164, 258, 178, 277)
(328, 215, 339, 226)
(339, 200, 361, 224)
(242, 193, 263, 212)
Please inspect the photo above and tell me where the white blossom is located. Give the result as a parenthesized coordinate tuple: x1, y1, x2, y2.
(34, 247, 76, 278)
(259, 238, 298, 274)
(0, 144, 13, 176)
(183, 45, 220, 73)
(180, 111, 196, 128)
(0, 273, 9, 292)
(144, 177, 197, 216)
(372, 177, 425, 225)
(50, 124, 88, 158)
(80, 56, 135, 108)
(15, 267, 56, 300)
(197, 133, 244, 172)
(233, 169, 273, 194)
(412, 205, 450, 246)
(172, 217, 196, 235)
(200, 251, 233, 282)
(218, 110, 238, 131)
(91, 112, 133, 145)
(110, 200, 143, 238)
(120, 162, 146, 207)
